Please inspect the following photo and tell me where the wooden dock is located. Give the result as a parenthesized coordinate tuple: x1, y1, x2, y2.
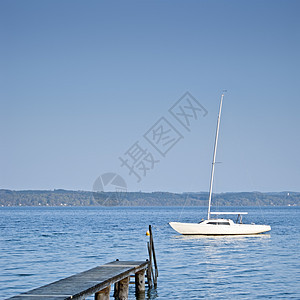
(7, 260, 149, 300)
(7, 225, 158, 300)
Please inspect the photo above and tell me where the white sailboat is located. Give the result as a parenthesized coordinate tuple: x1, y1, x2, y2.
(169, 93, 271, 235)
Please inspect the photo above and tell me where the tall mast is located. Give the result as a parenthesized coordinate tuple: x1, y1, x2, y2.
(207, 93, 224, 220)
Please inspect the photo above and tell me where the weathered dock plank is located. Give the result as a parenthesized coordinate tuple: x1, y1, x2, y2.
(7, 261, 149, 300)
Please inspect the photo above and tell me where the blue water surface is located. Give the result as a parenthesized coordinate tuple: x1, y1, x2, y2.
(0, 206, 299, 299)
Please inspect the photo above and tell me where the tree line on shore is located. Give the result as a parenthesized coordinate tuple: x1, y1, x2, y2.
(0, 189, 299, 207)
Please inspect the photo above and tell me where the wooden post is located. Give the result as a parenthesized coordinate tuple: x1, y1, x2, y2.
(135, 269, 145, 296)
(116, 276, 129, 300)
(113, 281, 119, 298)
(95, 286, 111, 300)
(149, 225, 158, 288)
(146, 244, 153, 288)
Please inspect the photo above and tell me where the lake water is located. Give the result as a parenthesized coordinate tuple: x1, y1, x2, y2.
(0, 206, 300, 299)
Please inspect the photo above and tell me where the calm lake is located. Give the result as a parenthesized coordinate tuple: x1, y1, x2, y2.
(0, 206, 300, 299)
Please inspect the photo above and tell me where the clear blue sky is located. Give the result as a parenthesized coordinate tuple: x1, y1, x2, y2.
(1, 0, 299, 193)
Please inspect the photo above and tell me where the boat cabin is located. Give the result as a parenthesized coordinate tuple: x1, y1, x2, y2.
(209, 212, 248, 224)
(200, 219, 234, 226)
(207, 220, 231, 225)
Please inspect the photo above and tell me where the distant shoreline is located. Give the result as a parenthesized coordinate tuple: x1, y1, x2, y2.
(0, 189, 299, 207)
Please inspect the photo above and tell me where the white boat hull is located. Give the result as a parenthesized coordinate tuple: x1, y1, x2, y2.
(169, 221, 271, 235)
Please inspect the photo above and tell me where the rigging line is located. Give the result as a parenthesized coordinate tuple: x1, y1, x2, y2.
(214, 171, 219, 213)
(178, 179, 196, 221)
(178, 192, 191, 221)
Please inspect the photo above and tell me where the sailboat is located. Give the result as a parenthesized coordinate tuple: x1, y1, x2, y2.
(169, 93, 271, 235)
